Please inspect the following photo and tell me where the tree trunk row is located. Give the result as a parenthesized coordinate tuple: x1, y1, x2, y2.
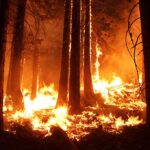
(58, 0, 94, 113)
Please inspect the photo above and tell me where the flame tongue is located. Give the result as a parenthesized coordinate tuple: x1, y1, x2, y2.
(4, 81, 145, 140)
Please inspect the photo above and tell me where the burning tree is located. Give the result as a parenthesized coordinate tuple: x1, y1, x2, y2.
(31, 20, 41, 100)
(0, 0, 9, 131)
(7, 0, 27, 110)
(84, 0, 94, 98)
(58, 0, 94, 111)
(28, 0, 61, 99)
(31, 40, 39, 100)
(69, 0, 81, 114)
(57, 0, 71, 107)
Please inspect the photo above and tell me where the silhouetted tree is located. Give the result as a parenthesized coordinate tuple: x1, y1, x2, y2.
(84, 0, 93, 98)
(0, 0, 9, 131)
(69, 0, 81, 114)
(139, 0, 150, 127)
(57, 0, 71, 107)
(7, 0, 27, 110)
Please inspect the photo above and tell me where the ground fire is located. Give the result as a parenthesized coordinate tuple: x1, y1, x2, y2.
(1, 0, 150, 150)
(3, 42, 146, 141)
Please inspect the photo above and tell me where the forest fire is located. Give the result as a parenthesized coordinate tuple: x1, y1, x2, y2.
(3, 80, 145, 140)
(3, 43, 146, 140)
(1, 0, 150, 149)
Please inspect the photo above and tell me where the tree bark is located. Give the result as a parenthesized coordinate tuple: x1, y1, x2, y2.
(57, 0, 71, 107)
(80, 0, 86, 90)
(84, 0, 93, 98)
(7, 0, 27, 110)
(0, 0, 9, 131)
(69, 0, 81, 114)
(139, 0, 150, 127)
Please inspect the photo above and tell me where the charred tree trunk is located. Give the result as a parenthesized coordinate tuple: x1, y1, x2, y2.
(7, 0, 27, 110)
(69, 0, 81, 114)
(84, 0, 93, 98)
(0, 0, 9, 131)
(57, 0, 71, 107)
(139, 0, 150, 127)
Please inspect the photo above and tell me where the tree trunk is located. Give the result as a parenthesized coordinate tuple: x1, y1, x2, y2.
(7, 0, 27, 110)
(69, 0, 81, 114)
(57, 0, 71, 107)
(31, 22, 40, 100)
(139, 0, 150, 127)
(80, 0, 86, 91)
(0, 0, 9, 131)
(84, 0, 93, 98)
(31, 43, 39, 100)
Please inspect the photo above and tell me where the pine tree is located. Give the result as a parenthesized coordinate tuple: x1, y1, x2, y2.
(69, 0, 81, 114)
(84, 0, 93, 98)
(57, 0, 71, 107)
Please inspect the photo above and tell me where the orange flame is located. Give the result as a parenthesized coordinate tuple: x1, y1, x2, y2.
(3, 43, 146, 140)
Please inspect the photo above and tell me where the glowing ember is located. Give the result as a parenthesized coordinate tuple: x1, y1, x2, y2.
(3, 82, 145, 140)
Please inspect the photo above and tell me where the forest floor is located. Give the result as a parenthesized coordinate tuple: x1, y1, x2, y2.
(0, 124, 150, 150)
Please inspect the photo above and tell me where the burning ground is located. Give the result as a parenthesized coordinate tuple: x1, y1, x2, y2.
(2, 77, 147, 149)
(3, 59, 146, 141)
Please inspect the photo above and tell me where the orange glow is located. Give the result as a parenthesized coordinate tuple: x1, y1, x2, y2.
(3, 43, 146, 141)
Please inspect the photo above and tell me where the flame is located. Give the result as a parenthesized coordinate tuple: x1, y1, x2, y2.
(23, 84, 57, 113)
(3, 43, 146, 141)
(92, 43, 146, 111)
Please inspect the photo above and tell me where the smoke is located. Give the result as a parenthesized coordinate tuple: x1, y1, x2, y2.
(5, 0, 142, 92)
(18, 0, 64, 90)
(92, 0, 141, 82)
